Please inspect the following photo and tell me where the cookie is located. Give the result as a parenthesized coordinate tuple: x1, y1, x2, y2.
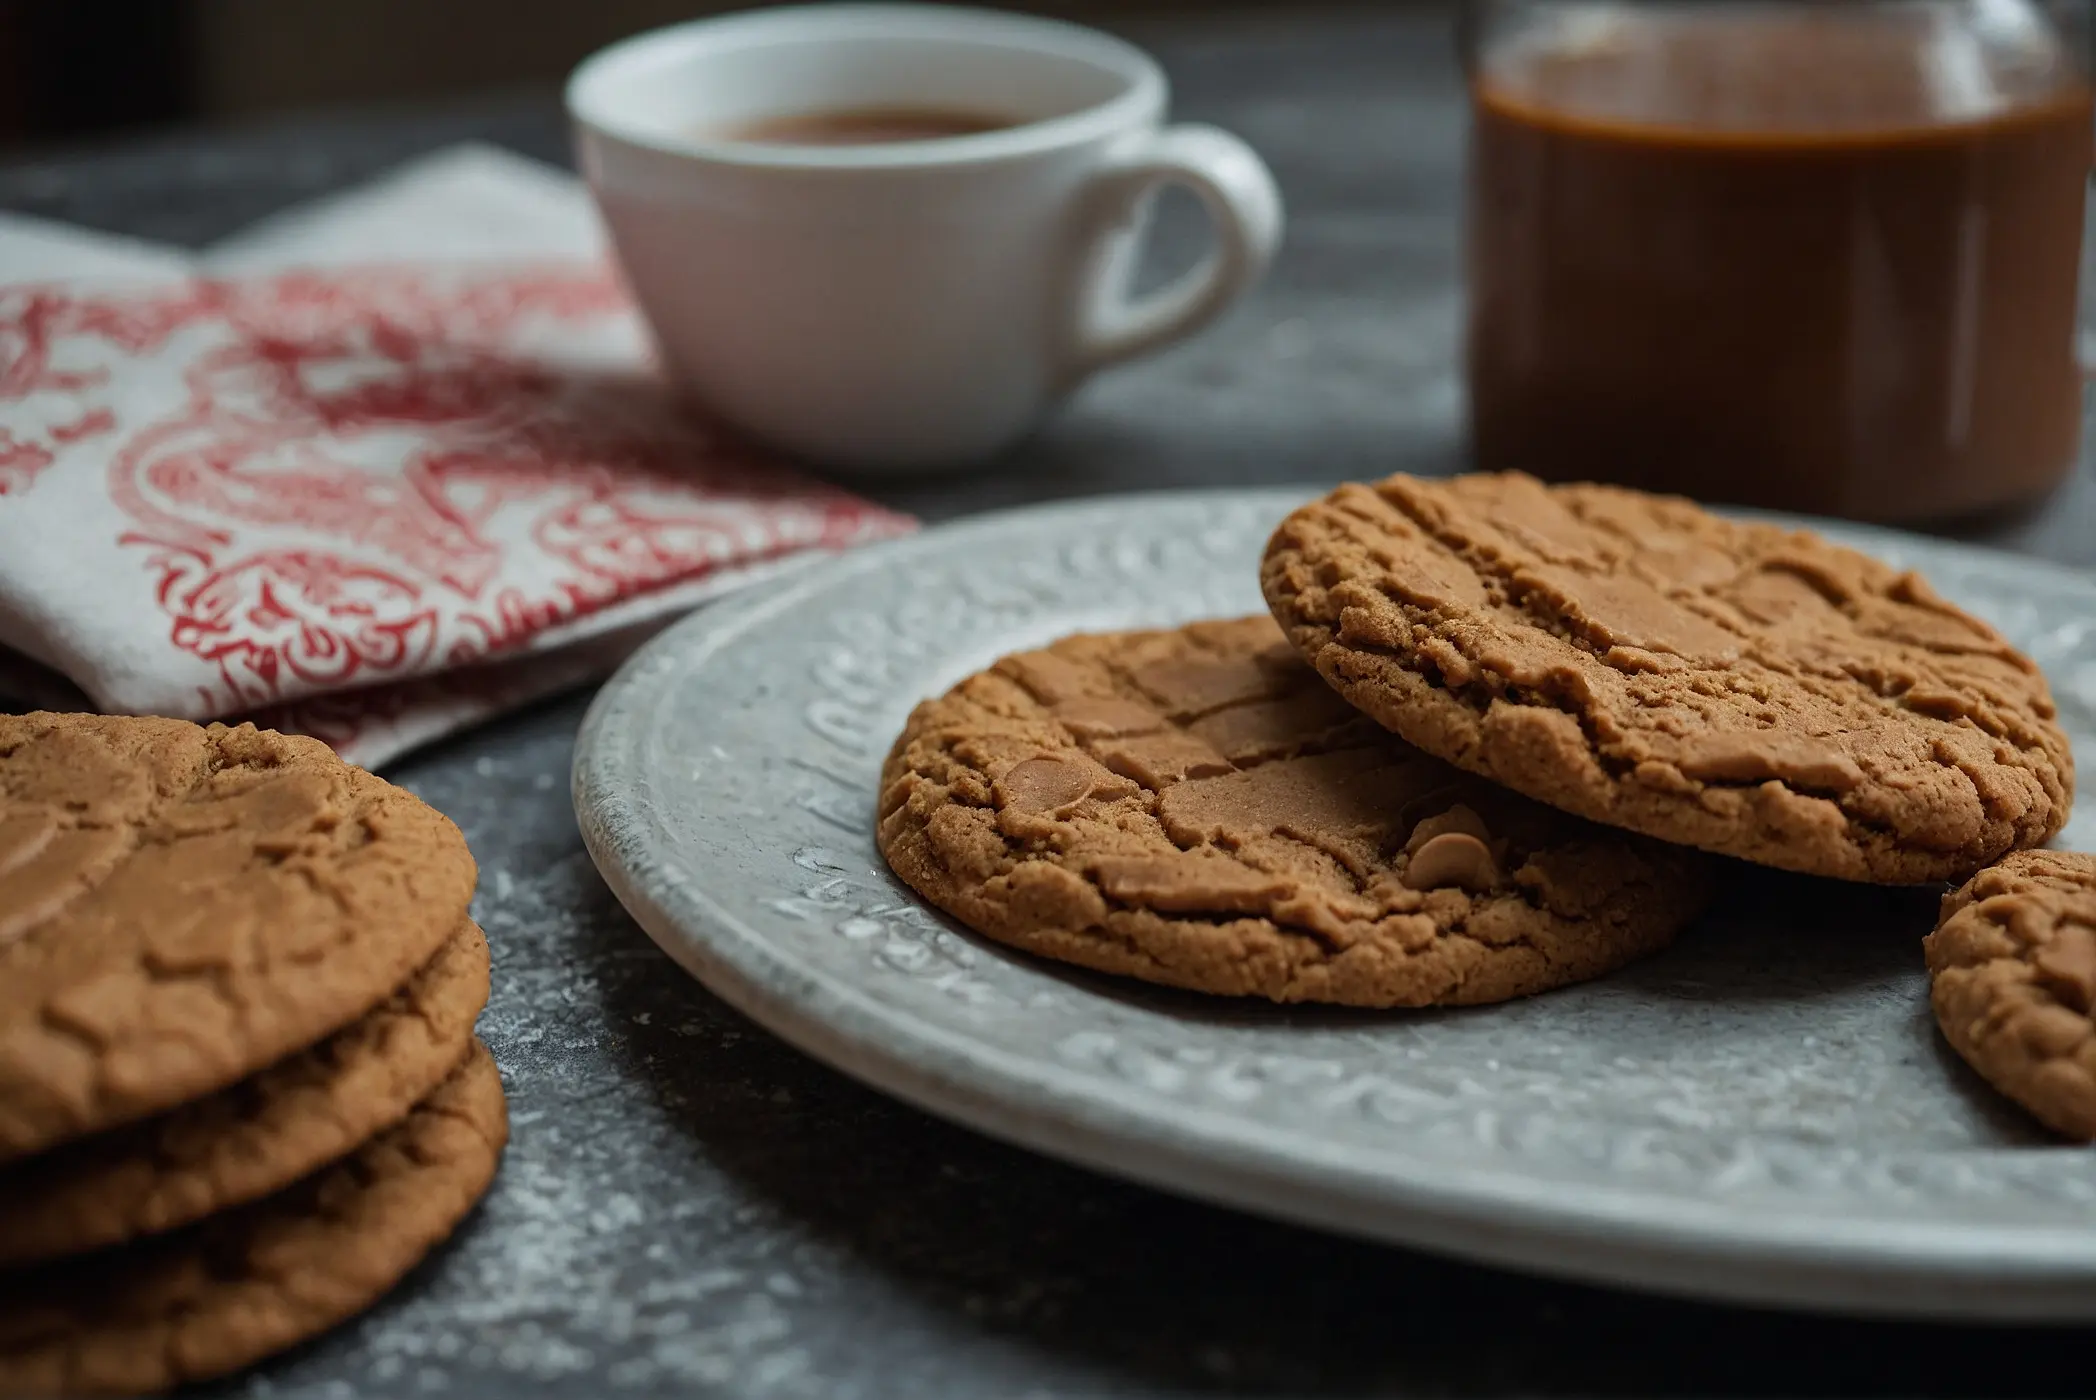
(0, 714, 478, 1161)
(877, 617, 1711, 1007)
(0, 1039, 506, 1396)
(1926, 851, 2096, 1139)
(0, 920, 490, 1267)
(1261, 472, 2072, 884)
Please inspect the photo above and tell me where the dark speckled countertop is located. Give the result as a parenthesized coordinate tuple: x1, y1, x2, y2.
(3, 8, 2092, 1396)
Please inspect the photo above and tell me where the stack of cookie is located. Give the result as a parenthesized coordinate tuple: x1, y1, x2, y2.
(0, 714, 506, 1396)
(878, 472, 2091, 1139)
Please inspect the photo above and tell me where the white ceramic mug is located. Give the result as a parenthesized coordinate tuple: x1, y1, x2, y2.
(567, 3, 1284, 472)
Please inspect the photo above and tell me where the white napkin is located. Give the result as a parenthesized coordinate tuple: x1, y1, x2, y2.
(0, 144, 913, 767)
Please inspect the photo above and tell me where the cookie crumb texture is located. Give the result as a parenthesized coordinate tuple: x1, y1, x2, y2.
(0, 920, 491, 1268)
(0, 715, 478, 1161)
(1927, 851, 2096, 1140)
(1262, 473, 2073, 883)
(0, 1040, 507, 1398)
(877, 617, 1711, 1007)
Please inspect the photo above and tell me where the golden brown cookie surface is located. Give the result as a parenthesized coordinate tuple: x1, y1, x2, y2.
(1927, 850, 2096, 1139)
(0, 714, 478, 1161)
(877, 617, 1711, 1007)
(0, 919, 491, 1267)
(0, 1039, 506, 1397)
(1261, 473, 2073, 883)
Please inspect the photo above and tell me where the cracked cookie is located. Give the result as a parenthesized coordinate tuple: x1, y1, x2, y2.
(1927, 851, 2096, 1139)
(0, 920, 490, 1267)
(0, 1039, 506, 1396)
(0, 713, 479, 1161)
(877, 616, 1711, 1007)
(1261, 473, 2072, 884)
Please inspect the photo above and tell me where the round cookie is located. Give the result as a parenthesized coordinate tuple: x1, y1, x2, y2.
(0, 919, 491, 1267)
(1926, 851, 2096, 1139)
(0, 714, 479, 1161)
(1261, 472, 2073, 884)
(0, 1039, 507, 1396)
(877, 616, 1712, 1008)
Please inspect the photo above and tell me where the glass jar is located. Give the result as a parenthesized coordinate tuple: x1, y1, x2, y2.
(1462, 0, 2094, 521)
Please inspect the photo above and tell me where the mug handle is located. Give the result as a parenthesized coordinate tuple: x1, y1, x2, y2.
(1062, 124, 1284, 380)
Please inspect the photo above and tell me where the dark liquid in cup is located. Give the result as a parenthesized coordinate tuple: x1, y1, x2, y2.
(720, 106, 1016, 146)
(1466, 9, 2094, 521)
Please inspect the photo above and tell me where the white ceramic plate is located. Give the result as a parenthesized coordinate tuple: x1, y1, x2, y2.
(574, 489, 2096, 1320)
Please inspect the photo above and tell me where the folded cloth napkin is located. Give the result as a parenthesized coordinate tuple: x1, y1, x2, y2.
(0, 145, 914, 766)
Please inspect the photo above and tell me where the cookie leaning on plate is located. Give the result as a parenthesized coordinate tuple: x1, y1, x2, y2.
(0, 919, 491, 1267)
(878, 616, 1712, 1008)
(1261, 472, 2072, 884)
(0, 1041, 507, 1397)
(0, 713, 479, 1160)
(1926, 851, 2096, 1140)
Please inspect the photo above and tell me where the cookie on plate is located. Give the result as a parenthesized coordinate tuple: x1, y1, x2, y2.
(0, 920, 491, 1267)
(1926, 851, 2096, 1139)
(877, 616, 1711, 1007)
(0, 1040, 507, 1397)
(1261, 472, 2072, 884)
(0, 714, 479, 1160)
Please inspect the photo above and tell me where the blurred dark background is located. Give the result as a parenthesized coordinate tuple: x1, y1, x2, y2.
(0, 0, 1318, 153)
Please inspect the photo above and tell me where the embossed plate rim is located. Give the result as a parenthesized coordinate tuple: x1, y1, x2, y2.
(576, 487, 2096, 1320)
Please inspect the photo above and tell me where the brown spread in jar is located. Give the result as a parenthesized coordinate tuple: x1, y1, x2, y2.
(1466, 5, 2093, 521)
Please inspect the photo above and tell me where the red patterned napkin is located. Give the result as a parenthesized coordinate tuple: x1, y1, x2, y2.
(0, 147, 913, 766)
